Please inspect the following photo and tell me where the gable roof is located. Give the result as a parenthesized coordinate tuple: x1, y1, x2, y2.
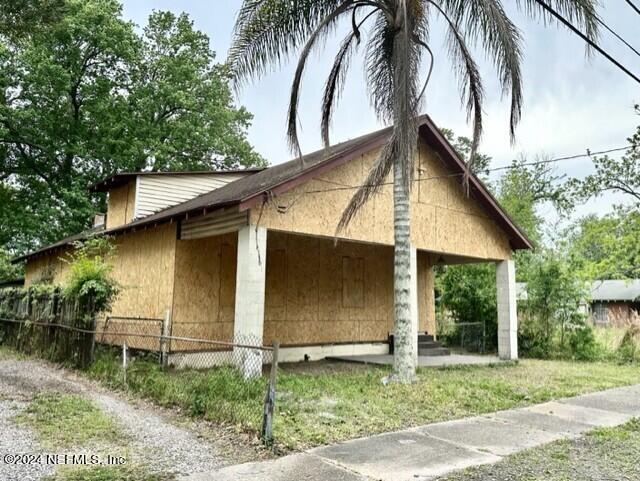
(590, 280, 640, 302)
(15, 115, 533, 263)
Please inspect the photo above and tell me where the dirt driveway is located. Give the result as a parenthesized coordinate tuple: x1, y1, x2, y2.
(0, 353, 258, 480)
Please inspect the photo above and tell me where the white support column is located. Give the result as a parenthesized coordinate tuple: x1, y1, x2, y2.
(409, 245, 419, 363)
(233, 225, 267, 378)
(496, 259, 518, 360)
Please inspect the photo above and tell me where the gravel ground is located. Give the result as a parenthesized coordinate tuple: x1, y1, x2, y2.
(0, 400, 55, 481)
(0, 356, 231, 479)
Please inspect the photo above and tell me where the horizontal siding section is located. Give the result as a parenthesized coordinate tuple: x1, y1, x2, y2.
(180, 209, 249, 240)
(135, 174, 247, 219)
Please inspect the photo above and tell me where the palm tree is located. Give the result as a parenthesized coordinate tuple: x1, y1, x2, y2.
(229, 0, 598, 383)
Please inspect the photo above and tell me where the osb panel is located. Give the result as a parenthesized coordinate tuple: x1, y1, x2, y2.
(171, 232, 238, 344)
(24, 251, 70, 286)
(250, 141, 512, 261)
(106, 180, 136, 229)
(108, 223, 177, 320)
(26, 224, 178, 351)
(263, 232, 436, 346)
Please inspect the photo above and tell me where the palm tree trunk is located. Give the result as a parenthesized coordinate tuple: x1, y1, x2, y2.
(391, 1, 418, 384)
(392, 150, 417, 383)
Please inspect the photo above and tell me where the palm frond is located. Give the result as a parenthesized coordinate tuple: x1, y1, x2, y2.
(229, 0, 348, 84)
(428, 1, 484, 189)
(321, 8, 379, 147)
(435, 0, 523, 143)
(287, 3, 354, 160)
(516, 0, 599, 47)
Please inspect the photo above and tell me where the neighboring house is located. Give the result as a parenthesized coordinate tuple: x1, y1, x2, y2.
(14, 116, 532, 364)
(589, 280, 640, 328)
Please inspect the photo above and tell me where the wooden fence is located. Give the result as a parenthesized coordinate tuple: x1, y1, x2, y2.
(0, 287, 96, 367)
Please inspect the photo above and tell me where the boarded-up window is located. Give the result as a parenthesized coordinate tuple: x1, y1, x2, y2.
(342, 257, 364, 308)
(266, 249, 287, 307)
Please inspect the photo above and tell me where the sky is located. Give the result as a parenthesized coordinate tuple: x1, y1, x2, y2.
(121, 1, 639, 221)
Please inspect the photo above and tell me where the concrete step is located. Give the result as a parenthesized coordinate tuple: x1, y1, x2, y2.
(418, 347, 450, 356)
(418, 334, 434, 342)
(418, 341, 442, 349)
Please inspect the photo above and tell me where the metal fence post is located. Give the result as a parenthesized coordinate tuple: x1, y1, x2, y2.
(160, 310, 172, 368)
(261, 342, 279, 444)
(122, 343, 128, 386)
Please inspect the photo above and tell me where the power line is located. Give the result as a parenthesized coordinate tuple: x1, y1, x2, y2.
(289, 145, 633, 197)
(596, 15, 640, 58)
(532, 0, 640, 84)
(625, 0, 640, 16)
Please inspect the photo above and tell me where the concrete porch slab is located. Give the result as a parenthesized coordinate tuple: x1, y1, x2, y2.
(309, 430, 500, 481)
(327, 353, 507, 368)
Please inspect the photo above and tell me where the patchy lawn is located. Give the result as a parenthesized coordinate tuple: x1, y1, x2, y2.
(15, 393, 124, 448)
(85, 350, 640, 450)
(438, 418, 640, 481)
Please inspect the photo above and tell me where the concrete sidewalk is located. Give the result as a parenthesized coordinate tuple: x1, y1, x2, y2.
(181, 384, 640, 481)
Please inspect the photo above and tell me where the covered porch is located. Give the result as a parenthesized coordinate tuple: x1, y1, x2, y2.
(175, 221, 519, 375)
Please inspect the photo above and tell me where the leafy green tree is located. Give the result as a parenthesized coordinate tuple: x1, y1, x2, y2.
(0, 0, 264, 254)
(229, 0, 598, 383)
(440, 128, 492, 178)
(564, 207, 640, 280)
(436, 263, 497, 349)
(0, 0, 67, 38)
(0, 248, 23, 282)
(570, 105, 640, 206)
(520, 251, 589, 359)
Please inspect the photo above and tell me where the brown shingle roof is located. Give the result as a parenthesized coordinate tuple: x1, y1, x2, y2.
(14, 115, 533, 263)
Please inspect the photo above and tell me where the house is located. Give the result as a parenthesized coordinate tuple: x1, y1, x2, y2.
(589, 280, 640, 327)
(15, 116, 532, 367)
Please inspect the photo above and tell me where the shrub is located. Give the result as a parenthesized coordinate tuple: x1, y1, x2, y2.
(63, 236, 120, 315)
(617, 326, 640, 364)
(567, 323, 600, 361)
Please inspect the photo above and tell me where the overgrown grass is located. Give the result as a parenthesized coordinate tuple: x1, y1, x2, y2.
(438, 418, 640, 481)
(85, 350, 640, 450)
(44, 465, 174, 481)
(87, 349, 267, 431)
(15, 393, 124, 448)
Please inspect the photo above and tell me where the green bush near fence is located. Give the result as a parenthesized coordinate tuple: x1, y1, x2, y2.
(87, 348, 267, 431)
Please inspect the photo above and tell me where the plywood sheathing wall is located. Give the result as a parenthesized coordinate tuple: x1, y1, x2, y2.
(24, 252, 70, 286)
(250, 141, 512, 261)
(98, 223, 178, 350)
(171, 232, 238, 348)
(23, 224, 178, 350)
(263, 231, 434, 346)
(106, 180, 136, 229)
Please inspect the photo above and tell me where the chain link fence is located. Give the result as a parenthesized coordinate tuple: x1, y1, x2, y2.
(0, 288, 280, 443)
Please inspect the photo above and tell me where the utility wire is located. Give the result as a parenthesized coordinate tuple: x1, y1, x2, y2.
(288, 145, 633, 197)
(596, 15, 640, 58)
(625, 0, 640, 16)
(532, 0, 640, 84)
